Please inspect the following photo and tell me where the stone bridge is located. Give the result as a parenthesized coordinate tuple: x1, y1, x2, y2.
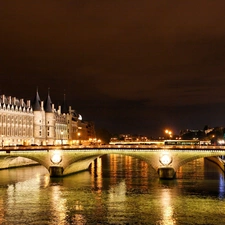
(0, 145, 225, 179)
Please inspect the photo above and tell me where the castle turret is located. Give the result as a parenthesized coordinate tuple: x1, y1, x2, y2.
(44, 89, 52, 113)
(32, 88, 45, 145)
(32, 89, 41, 111)
(44, 89, 55, 145)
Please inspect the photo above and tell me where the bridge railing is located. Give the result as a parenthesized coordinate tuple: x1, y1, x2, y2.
(105, 144, 225, 150)
(1, 144, 225, 151)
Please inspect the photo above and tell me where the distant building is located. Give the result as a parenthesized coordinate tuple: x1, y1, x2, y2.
(179, 129, 206, 140)
(110, 134, 149, 142)
(78, 120, 96, 141)
(0, 89, 96, 146)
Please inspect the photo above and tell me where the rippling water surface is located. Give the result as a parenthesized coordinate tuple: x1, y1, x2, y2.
(0, 155, 225, 225)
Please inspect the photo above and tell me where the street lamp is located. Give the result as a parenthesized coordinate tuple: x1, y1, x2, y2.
(160, 153, 173, 166)
(97, 139, 101, 145)
(51, 150, 62, 164)
(165, 129, 173, 139)
(77, 132, 81, 145)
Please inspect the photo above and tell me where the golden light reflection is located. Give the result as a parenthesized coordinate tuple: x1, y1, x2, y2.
(140, 161, 148, 178)
(160, 189, 176, 225)
(124, 155, 133, 189)
(125, 155, 132, 179)
(110, 154, 117, 171)
(72, 214, 86, 225)
(110, 154, 118, 183)
(140, 161, 149, 188)
(51, 185, 67, 223)
(96, 157, 102, 189)
(73, 199, 86, 224)
(108, 180, 126, 203)
(91, 157, 103, 191)
(90, 157, 105, 221)
(75, 200, 83, 211)
(0, 198, 5, 224)
(43, 175, 50, 188)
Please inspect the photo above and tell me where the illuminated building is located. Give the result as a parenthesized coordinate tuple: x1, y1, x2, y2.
(0, 89, 95, 146)
(0, 95, 33, 146)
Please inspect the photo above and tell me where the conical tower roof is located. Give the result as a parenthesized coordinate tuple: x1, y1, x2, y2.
(44, 89, 52, 112)
(32, 88, 41, 111)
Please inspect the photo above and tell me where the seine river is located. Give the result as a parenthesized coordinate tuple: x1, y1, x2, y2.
(0, 155, 225, 225)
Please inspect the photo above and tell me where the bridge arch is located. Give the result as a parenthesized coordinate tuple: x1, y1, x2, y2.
(1, 147, 225, 179)
(174, 151, 225, 173)
(62, 152, 159, 176)
(0, 151, 55, 172)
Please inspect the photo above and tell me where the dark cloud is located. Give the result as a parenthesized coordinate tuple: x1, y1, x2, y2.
(1, 0, 225, 137)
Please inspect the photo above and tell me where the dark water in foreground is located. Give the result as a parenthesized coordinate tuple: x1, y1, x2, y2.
(0, 155, 225, 225)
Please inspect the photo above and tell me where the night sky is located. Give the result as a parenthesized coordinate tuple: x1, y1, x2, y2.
(1, 1, 225, 137)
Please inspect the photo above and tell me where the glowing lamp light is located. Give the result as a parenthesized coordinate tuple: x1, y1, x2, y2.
(160, 154, 172, 166)
(51, 151, 62, 164)
(218, 140, 225, 145)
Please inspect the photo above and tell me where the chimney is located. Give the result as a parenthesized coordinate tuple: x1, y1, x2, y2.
(41, 101, 44, 110)
(2, 95, 5, 104)
(12, 97, 16, 105)
(20, 99, 24, 106)
(8, 96, 12, 105)
(27, 100, 31, 108)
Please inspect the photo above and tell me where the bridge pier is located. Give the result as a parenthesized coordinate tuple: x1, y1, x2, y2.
(49, 166, 64, 177)
(158, 167, 175, 179)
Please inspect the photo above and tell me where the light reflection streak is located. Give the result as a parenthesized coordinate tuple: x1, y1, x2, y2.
(219, 173, 225, 199)
(108, 180, 126, 203)
(72, 200, 86, 225)
(140, 161, 149, 188)
(51, 185, 68, 223)
(7, 173, 43, 201)
(0, 197, 5, 224)
(5, 171, 50, 223)
(160, 189, 176, 225)
(72, 214, 86, 225)
(124, 155, 132, 189)
(91, 157, 103, 190)
(43, 175, 50, 188)
(90, 157, 107, 222)
(96, 157, 102, 190)
(110, 154, 118, 184)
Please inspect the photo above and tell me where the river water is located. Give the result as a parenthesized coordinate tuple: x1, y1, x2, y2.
(0, 155, 225, 225)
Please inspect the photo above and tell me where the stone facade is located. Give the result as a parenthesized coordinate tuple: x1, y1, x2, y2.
(0, 95, 33, 146)
(0, 90, 95, 146)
